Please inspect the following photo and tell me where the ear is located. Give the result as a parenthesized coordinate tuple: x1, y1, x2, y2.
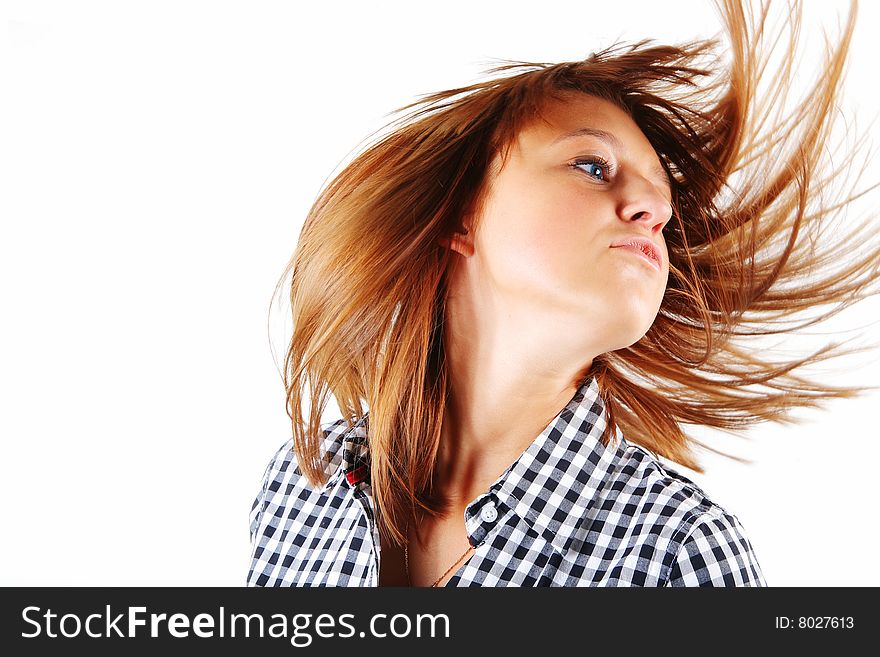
(439, 213, 475, 256)
(438, 228, 474, 257)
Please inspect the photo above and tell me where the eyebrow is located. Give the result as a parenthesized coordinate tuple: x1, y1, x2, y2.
(552, 127, 673, 194)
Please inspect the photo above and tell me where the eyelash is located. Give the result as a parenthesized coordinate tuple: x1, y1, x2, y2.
(571, 156, 614, 182)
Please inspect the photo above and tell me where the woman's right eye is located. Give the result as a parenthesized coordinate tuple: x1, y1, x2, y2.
(571, 157, 613, 182)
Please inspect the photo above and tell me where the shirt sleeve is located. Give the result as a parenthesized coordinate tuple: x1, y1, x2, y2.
(248, 457, 274, 547)
(665, 511, 767, 587)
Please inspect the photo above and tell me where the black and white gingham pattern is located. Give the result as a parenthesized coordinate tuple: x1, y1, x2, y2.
(247, 376, 766, 586)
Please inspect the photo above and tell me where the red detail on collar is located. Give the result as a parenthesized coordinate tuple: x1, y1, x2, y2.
(345, 464, 369, 486)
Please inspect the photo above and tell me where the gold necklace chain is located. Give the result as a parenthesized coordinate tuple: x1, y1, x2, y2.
(404, 525, 474, 587)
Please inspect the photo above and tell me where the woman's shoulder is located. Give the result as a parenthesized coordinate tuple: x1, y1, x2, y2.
(597, 437, 767, 586)
(610, 439, 728, 519)
(248, 417, 362, 540)
(261, 417, 359, 480)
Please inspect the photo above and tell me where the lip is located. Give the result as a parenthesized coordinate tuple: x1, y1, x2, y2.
(609, 237, 663, 271)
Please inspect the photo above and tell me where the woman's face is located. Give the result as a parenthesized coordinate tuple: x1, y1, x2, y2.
(458, 93, 672, 353)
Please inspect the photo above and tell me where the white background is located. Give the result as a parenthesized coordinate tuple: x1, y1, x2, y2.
(2, 0, 878, 586)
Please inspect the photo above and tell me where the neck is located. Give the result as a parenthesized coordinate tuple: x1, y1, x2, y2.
(434, 331, 591, 507)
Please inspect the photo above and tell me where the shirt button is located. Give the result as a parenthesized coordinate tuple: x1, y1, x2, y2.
(480, 503, 498, 523)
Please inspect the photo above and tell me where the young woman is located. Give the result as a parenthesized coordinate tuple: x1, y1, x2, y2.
(248, 0, 878, 586)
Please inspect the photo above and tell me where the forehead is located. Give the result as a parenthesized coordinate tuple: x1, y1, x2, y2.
(507, 92, 670, 192)
(530, 93, 651, 148)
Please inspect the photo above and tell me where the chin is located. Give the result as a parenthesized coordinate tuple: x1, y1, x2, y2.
(607, 318, 656, 351)
(615, 296, 662, 338)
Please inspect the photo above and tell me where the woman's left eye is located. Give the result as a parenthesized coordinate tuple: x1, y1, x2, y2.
(572, 157, 612, 181)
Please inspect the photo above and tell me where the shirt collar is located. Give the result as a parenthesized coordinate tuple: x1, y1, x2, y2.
(483, 375, 622, 553)
(329, 376, 622, 553)
(322, 414, 369, 491)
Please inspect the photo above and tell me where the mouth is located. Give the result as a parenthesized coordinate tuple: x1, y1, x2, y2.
(609, 238, 663, 271)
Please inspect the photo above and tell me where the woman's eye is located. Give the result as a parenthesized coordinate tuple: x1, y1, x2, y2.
(572, 158, 612, 181)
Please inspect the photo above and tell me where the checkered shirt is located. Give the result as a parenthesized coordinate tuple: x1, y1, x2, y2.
(247, 376, 766, 586)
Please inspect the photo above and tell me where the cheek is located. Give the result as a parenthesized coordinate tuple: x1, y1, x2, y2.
(478, 184, 595, 289)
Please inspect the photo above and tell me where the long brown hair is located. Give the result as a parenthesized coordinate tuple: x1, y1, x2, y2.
(274, 0, 879, 546)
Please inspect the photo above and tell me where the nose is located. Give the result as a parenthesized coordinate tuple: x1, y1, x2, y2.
(617, 175, 673, 235)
